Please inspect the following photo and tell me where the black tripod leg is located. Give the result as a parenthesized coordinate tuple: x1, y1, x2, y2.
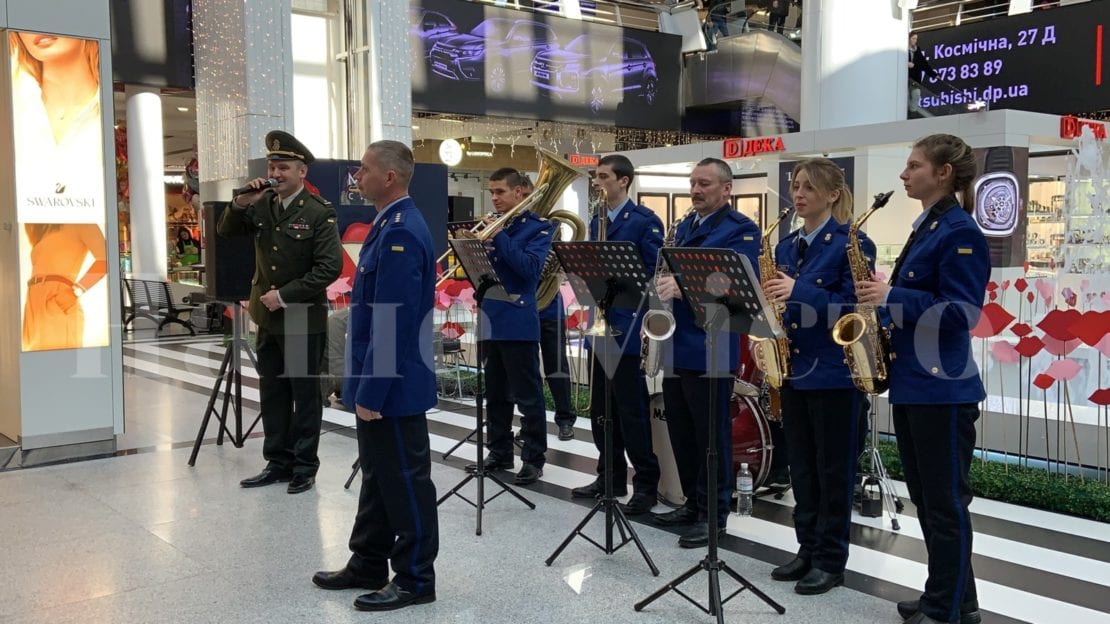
(611, 505, 660, 575)
(485, 471, 536, 509)
(345, 457, 361, 489)
(188, 347, 233, 466)
(708, 568, 724, 622)
(441, 426, 478, 460)
(436, 472, 476, 505)
(719, 562, 787, 613)
(546, 499, 605, 566)
(634, 561, 704, 612)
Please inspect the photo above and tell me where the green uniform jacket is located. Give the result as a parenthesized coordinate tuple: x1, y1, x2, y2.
(217, 188, 342, 334)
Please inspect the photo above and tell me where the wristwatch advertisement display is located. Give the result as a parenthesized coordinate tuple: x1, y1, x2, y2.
(972, 146, 1028, 268)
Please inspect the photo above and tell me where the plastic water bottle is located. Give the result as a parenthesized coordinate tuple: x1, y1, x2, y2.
(735, 463, 753, 517)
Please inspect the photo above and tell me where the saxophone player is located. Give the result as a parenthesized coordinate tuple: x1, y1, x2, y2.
(569, 154, 665, 516)
(857, 135, 987, 624)
(477, 168, 555, 485)
(651, 158, 760, 548)
(762, 159, 873, 595)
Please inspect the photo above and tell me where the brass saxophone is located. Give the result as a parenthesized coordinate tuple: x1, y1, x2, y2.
(750, 210, 792, 400)
(640, 209, 689, 376)
(832, 191, 894, 395)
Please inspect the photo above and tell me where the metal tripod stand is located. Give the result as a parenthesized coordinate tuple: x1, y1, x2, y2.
(857, 405, 903, 531)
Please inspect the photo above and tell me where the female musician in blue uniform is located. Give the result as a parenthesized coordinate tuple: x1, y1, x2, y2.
(763, 158, 873, 595)
(857, 134, 988, 624)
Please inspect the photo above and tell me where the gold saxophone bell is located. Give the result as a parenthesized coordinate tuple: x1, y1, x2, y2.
(831, 313, 867, 346)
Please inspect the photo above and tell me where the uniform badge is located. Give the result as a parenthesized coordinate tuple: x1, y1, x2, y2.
(391, 245, 405, 252)
(298, 199, 304, 206)
(289, 218, 311, 231)
(624, 212, 629, 219)
(271, 138, 280, 150)
(743, 236, 754, 241)
(957, 247, 973, 255)
(930, 222, 938, 231)
(824, 233, 831, 241)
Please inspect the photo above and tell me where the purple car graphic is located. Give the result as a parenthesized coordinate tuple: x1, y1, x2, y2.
(411, 9, 458, 58)
(429, 18, 558, 92)
(531, 35, 658, 115)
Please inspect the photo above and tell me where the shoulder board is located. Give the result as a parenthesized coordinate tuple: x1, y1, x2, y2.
(309, 192, 331, 206)
(632, 204, 655, 218)
(725, 210, 750, 223)
(391, 211, 406, 225)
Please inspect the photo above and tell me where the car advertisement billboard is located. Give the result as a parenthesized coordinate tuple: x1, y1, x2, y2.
(410, 0, 682, 130)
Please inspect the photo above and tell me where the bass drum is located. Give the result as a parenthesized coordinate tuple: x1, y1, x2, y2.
(649, 393, 685, 506)
(731, 393, 773, 489)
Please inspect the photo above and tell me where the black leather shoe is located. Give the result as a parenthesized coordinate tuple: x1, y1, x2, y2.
(312, 567, 386, 591)
(651, 506, 698, 526)
(897, 600, 982, 624)
(240, 469, 291, 488)
(570, 479, 627, 499)
(353, 582, 435, 611)
(557, 424, 575, 441)
(468, 456, 513, 473)
(794, 568, 844, 595)
(901, 613, 948, 624)
(287, 475, 315, 494)
(515, 463, 543, 485)
(677, 522, 727, 548)
(771, 557, 811, 581)
(621, 493, 655, 516)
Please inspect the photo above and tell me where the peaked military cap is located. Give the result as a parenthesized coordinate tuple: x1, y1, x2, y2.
(265, 130, 315, 164)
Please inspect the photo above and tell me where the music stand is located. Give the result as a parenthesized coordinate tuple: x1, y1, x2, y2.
(435, 238, 536, 535)
(188, 302, 261, 466)
(635, 248, 785, 622)
(544, 241, 659, 576)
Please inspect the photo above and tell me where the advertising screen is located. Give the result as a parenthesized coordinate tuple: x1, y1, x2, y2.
(9, 32, 110, 352)
(410, 0, 682, 130)
(916, 2, 1107, 114)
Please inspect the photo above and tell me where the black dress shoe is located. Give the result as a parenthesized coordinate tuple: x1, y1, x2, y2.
(557, 424, 575, 441)
(287, 475, 315, 494)
(312, 567, 386, 591)
(901, 613, 947, 624)
(468, 456, 513, 473)
(771, 557, 811, 581)
(677, 522, 727, 548)
(897, 599, 982, 624)
(651, 506, 698, 526)
(571, 479, 627, 499)
(353, 582, 435, 612)
(621, 493, 656, 516)
(240, 469, 292, 488)
(794, 567, 844, 595)
(514, 463, 543, 485)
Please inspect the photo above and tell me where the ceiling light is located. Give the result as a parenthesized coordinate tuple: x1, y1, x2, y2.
(177, 106, 189, 112)
(412, 125, 420, 130)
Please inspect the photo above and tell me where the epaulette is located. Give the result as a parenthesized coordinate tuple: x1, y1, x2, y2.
(392, 211, 406, 225)
(310, 192, 331, 206)
(632, 204, 655, 218)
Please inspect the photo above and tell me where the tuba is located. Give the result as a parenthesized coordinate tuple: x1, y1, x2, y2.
(750, 209, 792, 422)
(832, 191, 894, 395)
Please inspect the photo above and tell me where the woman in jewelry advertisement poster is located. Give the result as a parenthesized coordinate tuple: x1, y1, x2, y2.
(10, 32, 109, 352)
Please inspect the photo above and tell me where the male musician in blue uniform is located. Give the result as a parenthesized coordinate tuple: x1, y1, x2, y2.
(569, 154, 665, 516)
(219, 130, 342, 494)
(652, 157, 760, 548)
(312, 141, 438, 612)
(525, 176, 577, 442)
(477, 168, 555, 485)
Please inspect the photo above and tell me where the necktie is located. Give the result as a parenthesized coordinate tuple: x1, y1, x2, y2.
(797, 238, 809, 263)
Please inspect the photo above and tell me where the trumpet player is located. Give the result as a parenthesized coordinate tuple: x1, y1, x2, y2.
(762, 159, 873, 596)
(569, 154, 664, 516)
(476, 168, 555, 485)
(651, 158, 759, 548)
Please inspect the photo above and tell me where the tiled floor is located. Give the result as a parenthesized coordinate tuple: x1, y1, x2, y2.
(0, 336, 1106, 623)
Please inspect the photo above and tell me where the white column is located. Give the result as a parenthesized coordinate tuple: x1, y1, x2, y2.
(800, 0, 911, 131)
(193, 0, 294, 197)
(348, 0, 412, 152)
(125, 86, 167, 281)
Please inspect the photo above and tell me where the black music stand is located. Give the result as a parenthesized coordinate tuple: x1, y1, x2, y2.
(635, 248, 785, 622)
(544, 241, 659, 575)
(436, 238, 535, 535)
(189, 302, 261, 466)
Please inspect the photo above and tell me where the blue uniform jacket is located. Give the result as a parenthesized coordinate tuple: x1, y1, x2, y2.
(669, 206, 760, 373)
(343, 198, 437, 417)
(481, 211, 554, 342)
(586, 199, 665, 357)
(881, 196, 989, 405)
(775, 219, 876, 390)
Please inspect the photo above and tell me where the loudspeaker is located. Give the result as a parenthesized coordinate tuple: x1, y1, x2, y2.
(447, 196, 474, 222)
(204, 201, 255, 302)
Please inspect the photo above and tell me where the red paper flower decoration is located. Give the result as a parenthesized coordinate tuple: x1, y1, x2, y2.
(1010, 322, 1033, 337)
(1015, 335, 1045, 358)
(970, 303, 1015, 338)
(1037, 308, 1082, 341)
(1068, 310, 1110, 346)
(1015, 278, 1028, 293)
(1089, 388, 1110, 406)
(1033, 373, 1056, 390)
(1043, 358, 1082, 381)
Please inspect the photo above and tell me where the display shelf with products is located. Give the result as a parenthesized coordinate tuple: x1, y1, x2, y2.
(1025, 182, 1066, 277)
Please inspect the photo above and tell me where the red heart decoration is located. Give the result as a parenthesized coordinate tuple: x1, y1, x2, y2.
(1037, 308, 1082, 341)
(1033, 373, 1055, 390)
(1089, 388, 1110, 406)
(1027, 292, 1035, 304)
(440, 321, 465, 339)
(443, 279, 467, 297)
(1015, 335, 1045, 357)
(970, 302, 1016, 338)
(1001, 279, 1011, 292)
(1011, 322, 1033, 337)
(1068, 310, 1110, 346)
(989, 291, 998, 302)
(1014, 278, 1028, 293)
(986, 281, 999, 292)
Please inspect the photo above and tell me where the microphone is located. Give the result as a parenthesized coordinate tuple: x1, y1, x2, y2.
(233, 178, 277, 196)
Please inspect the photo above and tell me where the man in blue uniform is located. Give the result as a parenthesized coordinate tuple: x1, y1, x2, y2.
(476, 168, 555, 485)
(569, 154, 664, 516)
(312, 141, 438, 612)
(219, 130, 342, 494)
(652, 157, 760, 548)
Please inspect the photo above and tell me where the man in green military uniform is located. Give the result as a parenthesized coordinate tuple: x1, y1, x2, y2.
(218, 130, 342, 494)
